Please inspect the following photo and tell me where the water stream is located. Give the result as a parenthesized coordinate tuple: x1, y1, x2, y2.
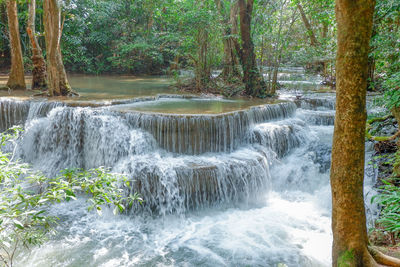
(0, 72, 377, 266)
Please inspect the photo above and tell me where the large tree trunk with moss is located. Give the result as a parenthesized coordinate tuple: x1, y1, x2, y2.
(27, 0, 47, 90)
(235, 0, 267, 97)
(331, 0, 379, 265)
(216, 0, 240, 80)
(6, 0, 25, 90)
(43, 0, 76, 96)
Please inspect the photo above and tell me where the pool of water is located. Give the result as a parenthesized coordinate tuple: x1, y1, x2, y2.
(69, 75, 181, 100)
(0, 69, 331, 103)
(0, 75, 179, 100)
(110, 97, 282, 115)
(0, 75, 286, 113)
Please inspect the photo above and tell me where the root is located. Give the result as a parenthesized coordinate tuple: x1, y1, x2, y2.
(67, 90, 80, 97)
(175, 76, 245, 97)
(368, 246, 400, 267)
(366, 115, 400, 142)
(368, 115, 392, 125)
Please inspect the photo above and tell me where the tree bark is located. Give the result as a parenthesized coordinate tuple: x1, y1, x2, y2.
(43, 0, 76, 96)
(27, 0, 47, 90)
(235, 0, 267, 97)
(6, 0, 25, 90)
(330, 0, 378, 266)
(216, 0, 240, 79)
(367, 57, 375, 90)
(193, 26, 210, 90)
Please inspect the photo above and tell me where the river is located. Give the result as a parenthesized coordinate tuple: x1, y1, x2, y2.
(0, 70, 377, 266)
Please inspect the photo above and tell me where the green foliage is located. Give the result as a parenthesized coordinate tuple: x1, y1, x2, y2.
(108, 40, 166, 74)
(372, 179, 400, 243)
(0, 127, 56, 266)
(53, 167, 142, 216)
(0, 128, 141, 266)
(61, 0, 183, 74)
(371, 0, 400, 96)
(383, 72, 400, 110)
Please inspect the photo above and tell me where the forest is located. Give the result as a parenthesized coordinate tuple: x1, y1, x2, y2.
(0, 0, 399, 266)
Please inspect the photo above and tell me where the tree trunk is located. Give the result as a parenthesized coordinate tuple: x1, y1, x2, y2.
(27, 0, 47, 90)
(269, 3, 285, 95)
(195, 27, 210, 90)
(43, 0, 76, 96)
(297, 2, 328, 75)
(235, 0, 267, 97)
(367, 57, 375, 90)
(366, 25, 377, 91)
(270, 2, 296, 95)
(6, 0, 25, 90)
(218, 0, 240, 79)
(331, 0, 378, 266)
(271, 54, 282, 94)
(297, 2, 318, 46)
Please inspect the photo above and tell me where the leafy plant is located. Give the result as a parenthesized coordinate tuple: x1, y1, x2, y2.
(51, 167, 142, 216)
(384, 72, 400, 110)
(372, 179, 400, 245)
(0, 128, 141, 266)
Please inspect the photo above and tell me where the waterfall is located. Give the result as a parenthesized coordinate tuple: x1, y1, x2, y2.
(115, 148, 272, 215)
(0, 98, 64, 131)
(295, 97, 336, 110)
(0, 99, 29, 131)
(248, 118, 309, 158)
(123, 101, 297, 154)
(297, 109, 335, 126)
(15, 103, 297, 215)
(0, 95, 339, 217)
(3, 89, 345, 267)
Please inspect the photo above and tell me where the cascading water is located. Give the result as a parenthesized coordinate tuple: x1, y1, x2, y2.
(16, 100, 297, 214)
(0, 91, 375, 266)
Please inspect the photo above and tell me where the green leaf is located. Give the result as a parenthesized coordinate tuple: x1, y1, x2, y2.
(13, 219, 24, 229)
